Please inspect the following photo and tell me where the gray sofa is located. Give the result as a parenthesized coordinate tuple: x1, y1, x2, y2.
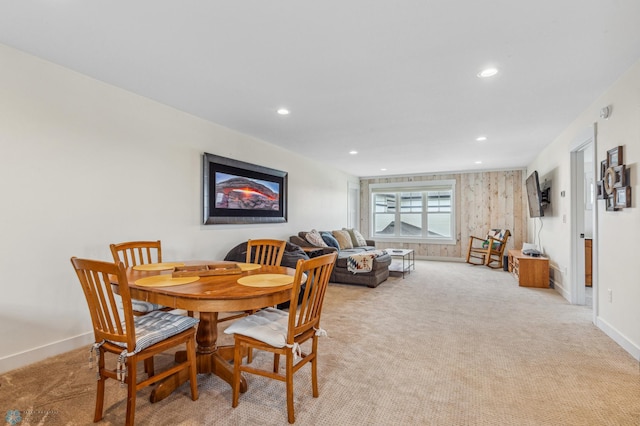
(289, 232, 391, 288)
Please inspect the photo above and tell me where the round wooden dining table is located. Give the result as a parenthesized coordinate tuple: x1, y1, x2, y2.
(118, 261, 296, 402)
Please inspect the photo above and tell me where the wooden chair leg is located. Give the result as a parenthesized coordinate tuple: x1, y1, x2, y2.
(186, 335, 199, 401)
(144, 357, 155, 377)
(232, 340, 242, 408)
(273, 353, 280, 373)
(286, 352, 295, 424)
(311, 337, 319, 397)
(94, 352, 106, 422)
(125, 358, 137, 426)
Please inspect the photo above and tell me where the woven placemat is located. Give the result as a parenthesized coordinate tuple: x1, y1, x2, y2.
(237, 274, 293, 287)
(134, 275, 199, 287)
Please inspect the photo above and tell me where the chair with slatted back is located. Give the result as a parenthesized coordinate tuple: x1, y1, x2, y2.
(109, 240, 171, 316)
(70, 257, 199, 426)
(246, 239, 287, 266)
(225, 238, 288, 362)
(219, 239, 288, 328)
(224, 252, 337, 424)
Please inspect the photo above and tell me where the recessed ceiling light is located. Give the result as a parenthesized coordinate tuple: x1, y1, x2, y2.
(349, 150, 358, 155)
(477, 67, 498, 78)
(277, 108, 290, 115)
(476, 136, 487, 141)
(475, 161, 482, 164)
(380, 168, 387, 171)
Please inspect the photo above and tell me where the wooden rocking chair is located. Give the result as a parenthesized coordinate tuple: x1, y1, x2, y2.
(466, 229, 511, 269)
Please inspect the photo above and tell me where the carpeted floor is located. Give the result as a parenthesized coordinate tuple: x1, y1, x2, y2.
(2, 260, 639, 425)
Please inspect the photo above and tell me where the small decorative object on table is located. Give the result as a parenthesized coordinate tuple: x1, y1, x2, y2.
(173, 262, 242, 277)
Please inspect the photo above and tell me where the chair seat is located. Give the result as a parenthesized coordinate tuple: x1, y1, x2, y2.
(114, 310, 199, 354)
(224, 307, 289, 348)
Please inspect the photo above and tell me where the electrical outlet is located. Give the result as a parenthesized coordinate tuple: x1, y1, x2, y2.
(608, 289, 613, 303)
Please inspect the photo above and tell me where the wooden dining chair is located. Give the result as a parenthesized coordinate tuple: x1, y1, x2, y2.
(245, 238, 287, 266)
(220, 239, 288, 324)
(225, 252, 337, 424)
(221, 239, 289, 362)
(70, 257, 199, 426)
(110, 240, 170, 315)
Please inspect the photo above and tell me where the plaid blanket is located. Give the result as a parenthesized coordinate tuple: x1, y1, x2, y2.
(347, 250, 388, 274)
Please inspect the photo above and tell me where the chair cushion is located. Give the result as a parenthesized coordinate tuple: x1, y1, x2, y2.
(224, 307, 289, 348)
(131, 299, 165, 313)
(487, 229, 507, 241)
(117, 296, 165, 313)
(114, 310, 199, 354)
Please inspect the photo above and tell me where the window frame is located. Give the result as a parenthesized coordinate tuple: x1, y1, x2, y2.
(369, 180, 456, 244)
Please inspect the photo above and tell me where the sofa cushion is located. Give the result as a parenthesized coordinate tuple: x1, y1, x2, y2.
(321, 232, 340, 249)
(305, 229, 328, 247)
(332, 230, 353, 249)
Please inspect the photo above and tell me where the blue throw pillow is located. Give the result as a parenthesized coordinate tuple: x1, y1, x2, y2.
(321, 232, 340, 249)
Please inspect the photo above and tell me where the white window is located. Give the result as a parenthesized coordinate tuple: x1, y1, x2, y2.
(370, 180, 455, 244)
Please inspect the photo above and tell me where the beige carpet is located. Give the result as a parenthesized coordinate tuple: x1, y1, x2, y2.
(2, 260, 639, 425)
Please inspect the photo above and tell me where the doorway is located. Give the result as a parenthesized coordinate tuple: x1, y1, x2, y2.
(570, 124, 597, 322)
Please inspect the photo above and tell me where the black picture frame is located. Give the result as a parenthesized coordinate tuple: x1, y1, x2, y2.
(202, 153, 288, 225)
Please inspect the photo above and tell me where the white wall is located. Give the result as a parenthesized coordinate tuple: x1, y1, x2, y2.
(0, 44, 358, 372)
(527, 58, 640, 360)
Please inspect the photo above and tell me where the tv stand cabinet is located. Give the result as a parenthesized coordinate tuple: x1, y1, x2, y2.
(507, 249, 549, 288)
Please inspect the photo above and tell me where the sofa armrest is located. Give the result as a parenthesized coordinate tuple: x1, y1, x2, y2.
(290, 235, 311, 247)
(365, 239, 376, 247)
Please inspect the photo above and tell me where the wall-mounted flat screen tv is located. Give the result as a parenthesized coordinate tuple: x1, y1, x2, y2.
(525, 170, 544, 218)
(203, 153, 288, 224)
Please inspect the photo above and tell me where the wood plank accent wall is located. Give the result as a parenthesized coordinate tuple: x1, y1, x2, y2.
(360, 170, 526, 260)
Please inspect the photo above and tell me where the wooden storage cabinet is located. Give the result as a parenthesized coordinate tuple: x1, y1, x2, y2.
(507, 249, 549, 288)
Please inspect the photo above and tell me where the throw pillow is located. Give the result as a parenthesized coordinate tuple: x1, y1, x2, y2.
(332, 230, 353, 249)
(352, 229, 368, 246)
(321, 232, 340, 249)
(305, 229, 328, 247)
(342, 228, 360, 247)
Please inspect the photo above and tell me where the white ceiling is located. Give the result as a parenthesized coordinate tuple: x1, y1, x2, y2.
(1, 1, 640, 177)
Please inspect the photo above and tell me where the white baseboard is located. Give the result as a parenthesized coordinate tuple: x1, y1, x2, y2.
(551, 278, 571, 302)
(596, 317, 640, 361)
(0, 332, 94, 374)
